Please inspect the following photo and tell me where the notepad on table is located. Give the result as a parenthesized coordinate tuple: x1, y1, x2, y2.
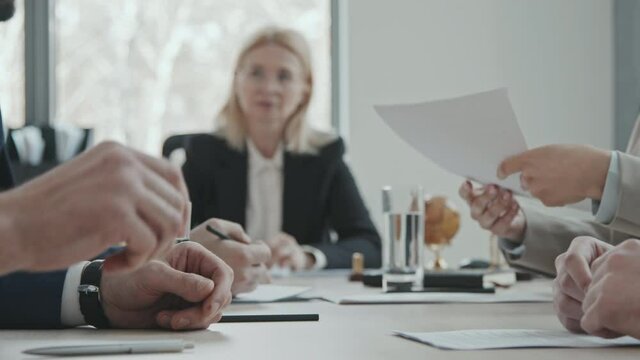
(233, 285, 312, 303)
(394, 329, 640, 350)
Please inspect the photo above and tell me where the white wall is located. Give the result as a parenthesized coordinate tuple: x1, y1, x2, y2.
(344, 0, 614, 265)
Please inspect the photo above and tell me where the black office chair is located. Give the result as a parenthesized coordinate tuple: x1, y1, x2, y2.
(161, 133, 202, 159)
(6, 125, 92, 185)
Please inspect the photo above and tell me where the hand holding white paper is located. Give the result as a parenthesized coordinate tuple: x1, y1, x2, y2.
(375, 88, 527, 194)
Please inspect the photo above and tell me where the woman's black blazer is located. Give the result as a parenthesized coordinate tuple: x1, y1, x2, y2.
(182, 134, 381, 268)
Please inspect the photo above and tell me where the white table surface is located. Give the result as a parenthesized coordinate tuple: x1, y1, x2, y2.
(2, 274, 639, 360)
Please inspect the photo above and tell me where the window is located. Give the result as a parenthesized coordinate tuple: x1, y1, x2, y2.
(0, 0, 25, 128)
(54, 0, 331, 155)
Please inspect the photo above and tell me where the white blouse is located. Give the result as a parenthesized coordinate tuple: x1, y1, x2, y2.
(245, 141, 284, 243)
(244, 141, 326, 269)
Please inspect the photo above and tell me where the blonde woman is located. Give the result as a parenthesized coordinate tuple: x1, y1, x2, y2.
(184, 27, 381, 271)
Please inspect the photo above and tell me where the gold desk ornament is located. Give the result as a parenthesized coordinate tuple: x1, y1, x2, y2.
(424, 195, 460, 270)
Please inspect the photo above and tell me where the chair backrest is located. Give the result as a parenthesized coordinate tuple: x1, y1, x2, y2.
(5, 125, 92, 184)
(162, 133, 201, 159)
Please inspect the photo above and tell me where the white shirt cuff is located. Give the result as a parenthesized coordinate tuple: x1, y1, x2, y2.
(61, 261, 89, 327)
(498, 237, 526, 261)
(593, 151, 620, 224)
(301, 245, 328, 270)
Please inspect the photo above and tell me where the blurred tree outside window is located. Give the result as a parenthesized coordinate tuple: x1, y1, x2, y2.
(0, 0, 25, 129)
(54, 0, 331, 155)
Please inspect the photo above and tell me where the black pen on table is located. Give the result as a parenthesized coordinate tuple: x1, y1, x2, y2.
(220, 314, 319, 323)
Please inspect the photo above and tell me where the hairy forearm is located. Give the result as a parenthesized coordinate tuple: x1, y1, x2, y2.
(0, 192, 28, 275)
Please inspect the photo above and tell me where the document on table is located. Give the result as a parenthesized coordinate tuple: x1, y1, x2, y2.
(394, 329, 640, 350)
(327, 291, 552, 305)
(232, 285, 312, 303)
(375, 88, 527, 194)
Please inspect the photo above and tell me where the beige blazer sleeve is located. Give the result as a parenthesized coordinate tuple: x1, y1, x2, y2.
(607, 152, 640, 236)
(505, 115, 640, 276)
(607, 114, 640, 234)
(503, 206, 635, 276)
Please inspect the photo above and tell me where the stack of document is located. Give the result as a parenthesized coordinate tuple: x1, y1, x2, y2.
(326, 291, 552, 305)
(232, 285, 312, 303)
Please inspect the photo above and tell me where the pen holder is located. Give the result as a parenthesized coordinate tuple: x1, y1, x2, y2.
(381, 185, 425, 292)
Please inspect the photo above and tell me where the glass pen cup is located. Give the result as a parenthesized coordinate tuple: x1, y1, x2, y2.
(381, 185, 425, 292)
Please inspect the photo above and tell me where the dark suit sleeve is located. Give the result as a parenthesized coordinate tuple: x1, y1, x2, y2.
(312, 159, 382, 269)
(0, 270, 67, 329)
(0, 247, 125, 329)
(0, 109, 15, 191)
(0, 112, 66, 328)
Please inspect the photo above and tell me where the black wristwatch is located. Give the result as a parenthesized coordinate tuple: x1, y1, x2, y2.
(78, 260, 111, 328)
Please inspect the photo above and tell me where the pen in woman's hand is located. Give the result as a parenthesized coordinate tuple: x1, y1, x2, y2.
(206, 225, 230, 240)
(206, 224, 263, 267)
(176, 202, 192, 243)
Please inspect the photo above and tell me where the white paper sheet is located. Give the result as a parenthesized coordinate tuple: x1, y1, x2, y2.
(394, 329, 640, 350)
(232, 285, 311, 303)
(327, 291, 552, 305)
(375, 88, 527, 194)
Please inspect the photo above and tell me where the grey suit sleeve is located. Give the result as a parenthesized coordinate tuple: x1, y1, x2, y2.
(592, 151, 620, 223)
(500, 206, 633, 276)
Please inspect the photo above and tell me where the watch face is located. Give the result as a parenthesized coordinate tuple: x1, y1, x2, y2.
(79, 261, 110, 328)
(78, 284, 100, 294)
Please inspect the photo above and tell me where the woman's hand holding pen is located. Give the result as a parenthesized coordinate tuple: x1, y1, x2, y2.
(266, 232, 313, 271)
(190, 219, 272, 295)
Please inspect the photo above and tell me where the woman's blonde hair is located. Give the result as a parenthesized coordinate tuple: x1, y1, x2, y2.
(216, 26, 328, 154)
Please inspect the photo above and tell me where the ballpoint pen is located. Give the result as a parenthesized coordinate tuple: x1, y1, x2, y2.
(206, 224, 262, 267)
(24, 339, 194, 356)
(206, 224, 230, 240)
(176, 201, 192, 243)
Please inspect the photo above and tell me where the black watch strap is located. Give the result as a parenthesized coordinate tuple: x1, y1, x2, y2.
(78, 260, 111, 328)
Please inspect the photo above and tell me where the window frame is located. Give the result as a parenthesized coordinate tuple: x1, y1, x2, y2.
(614, 0, 640, 150)
(24, 0, 54, 126)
